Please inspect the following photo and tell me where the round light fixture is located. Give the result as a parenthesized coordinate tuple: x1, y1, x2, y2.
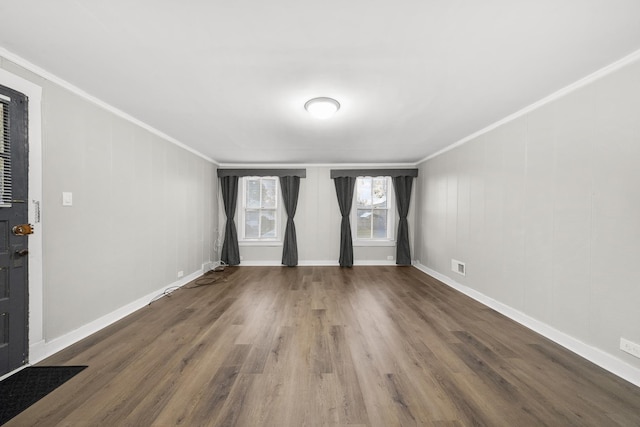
(304, 97, 340, 119)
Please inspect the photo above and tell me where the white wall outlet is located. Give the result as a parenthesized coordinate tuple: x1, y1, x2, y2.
(451, 259, 466, 276)
(177, 270, 184, 278)
(620, 338, 640, 359)
(387, 255, 394, 260)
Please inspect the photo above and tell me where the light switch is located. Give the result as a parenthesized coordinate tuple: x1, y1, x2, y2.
(62, 192, 73, 206)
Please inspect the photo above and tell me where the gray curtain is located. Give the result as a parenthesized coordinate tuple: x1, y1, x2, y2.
(392, 175, 414, 265)
(330, 169, 418, 179)
(280, 176, 300, 267)
(334, 176, 356, 267)
(218, 168, 306, 178)
(220, 175, 240, 265)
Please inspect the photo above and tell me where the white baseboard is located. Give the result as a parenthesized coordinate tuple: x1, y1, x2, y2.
(299, 260, 339, 266)
(237, 260, 284, 266)
(413, 263, 640, 388)
(238, 259, 399, 267)
(28, 269, 205, 365)
(354, 260, 398, 266)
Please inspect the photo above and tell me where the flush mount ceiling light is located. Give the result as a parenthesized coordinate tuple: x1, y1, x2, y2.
(304, 97, 340, 119)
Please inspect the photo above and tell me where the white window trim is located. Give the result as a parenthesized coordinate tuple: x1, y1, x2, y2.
(237, 176, 284, 247)
(352, 176, 396, 247)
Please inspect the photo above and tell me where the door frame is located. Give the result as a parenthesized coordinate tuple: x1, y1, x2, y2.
(0, 68, 43, 374)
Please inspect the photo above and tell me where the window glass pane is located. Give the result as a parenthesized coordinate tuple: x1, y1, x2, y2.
(372, 210, 388, 238)
(246, 179, 261, 208)
(354, 176, 393, 240)
(372, 177, 387, 208)
(357, 209, 372, 239)
(260, 210, 276, 238)
(356, 177, 372, 208)
(242, 176, 280, 241)
(261, 178, 277, 209)
(245, 210, 260, 238)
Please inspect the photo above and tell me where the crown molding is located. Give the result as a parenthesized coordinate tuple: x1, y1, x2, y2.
(419, 48, 640, 164)
(0, 47, 218, 165)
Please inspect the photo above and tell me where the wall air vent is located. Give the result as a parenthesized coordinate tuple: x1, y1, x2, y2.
(451, 259, 466, 277)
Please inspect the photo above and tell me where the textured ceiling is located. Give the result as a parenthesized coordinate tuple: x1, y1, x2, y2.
(1, 1, 640, 164)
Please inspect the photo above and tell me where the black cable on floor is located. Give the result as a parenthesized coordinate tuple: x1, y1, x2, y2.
(148, 267, 230, 305)
(184, 270, 223, 288)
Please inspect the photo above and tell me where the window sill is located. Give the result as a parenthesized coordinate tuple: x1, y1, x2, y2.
(353, 239, 396, 247)
(239, 240, 283, 247)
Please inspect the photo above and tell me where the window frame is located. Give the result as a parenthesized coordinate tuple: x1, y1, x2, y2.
(352, 176, 396, 247)
(237, 176, 283, 246)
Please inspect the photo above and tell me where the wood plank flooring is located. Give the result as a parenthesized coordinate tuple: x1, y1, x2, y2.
(7, 266, 640, 426)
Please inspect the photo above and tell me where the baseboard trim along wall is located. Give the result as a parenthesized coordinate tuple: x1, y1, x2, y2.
(28, 268, 206, 366)
(237, 260, 398, 267)
(413, 263, 640, 388)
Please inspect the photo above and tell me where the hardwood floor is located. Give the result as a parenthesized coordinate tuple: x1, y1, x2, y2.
(7, 266, 640, 426)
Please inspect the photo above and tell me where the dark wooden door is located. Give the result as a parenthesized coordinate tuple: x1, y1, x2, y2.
(0, 84, 29, 376)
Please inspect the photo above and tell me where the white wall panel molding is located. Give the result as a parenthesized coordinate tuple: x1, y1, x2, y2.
(414, 263, 640, 388)
(0, 47, 217, 165)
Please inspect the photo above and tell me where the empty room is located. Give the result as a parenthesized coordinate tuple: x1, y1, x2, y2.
(1, 1, 640, 426)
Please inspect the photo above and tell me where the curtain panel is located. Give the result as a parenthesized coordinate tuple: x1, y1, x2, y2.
(392, 175, 414, 265)
(333, 176, 356, 267)
(279, 176, 300, 267)
(220, 175, 240, 265)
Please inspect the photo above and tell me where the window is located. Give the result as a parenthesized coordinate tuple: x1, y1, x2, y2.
(239, 176, 280, 242)
(353, 176, 394, 243)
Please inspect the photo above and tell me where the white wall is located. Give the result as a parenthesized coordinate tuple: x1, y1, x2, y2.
(415, 56, 640, 377)
(220, 166, 416, 265)
(0, 56, 217, 355)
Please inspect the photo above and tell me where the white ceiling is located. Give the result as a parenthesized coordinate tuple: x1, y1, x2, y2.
(1, 1, 640, 165)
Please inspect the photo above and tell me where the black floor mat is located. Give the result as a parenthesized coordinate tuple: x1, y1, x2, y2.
(0, 366, 87, 425)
